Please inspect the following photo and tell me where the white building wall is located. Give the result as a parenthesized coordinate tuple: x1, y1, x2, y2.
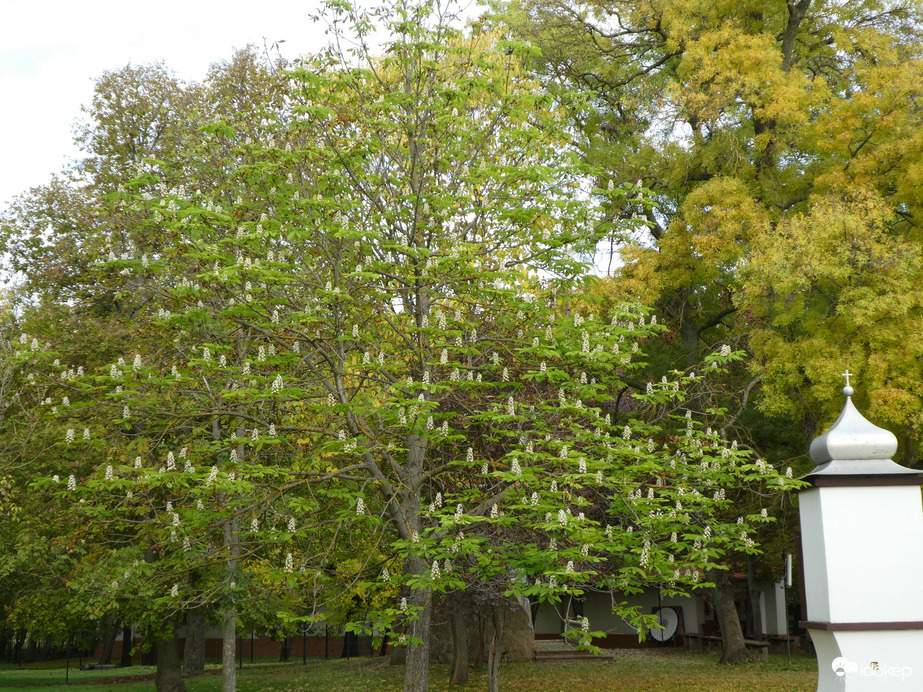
(801, 485, 923, 624)
(534, 588, 705, 638)
(763, 580, 788, 636)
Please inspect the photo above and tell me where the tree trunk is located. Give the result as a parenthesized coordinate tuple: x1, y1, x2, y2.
(398, 431, 432, 692)
(120, 626, 133, 667)
(221, 426, 242, 692)
(221, 612, 236, 692)
(98, 615, 120, 665)
(448, 606, 468, 686)
(340, 632, 358, 659)
(486, 606, 505, 692)
(154, 625, 187, 692)
(403, 582, 433, 692)
(709, 569, 752, 664)
(14, 629, 26, 666)
(222, 516, 240, 692)
(0, 630, 10, 662)
(183, 610, 207, 677)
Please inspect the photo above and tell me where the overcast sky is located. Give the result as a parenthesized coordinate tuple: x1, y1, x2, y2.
(0, 1, 349, 209)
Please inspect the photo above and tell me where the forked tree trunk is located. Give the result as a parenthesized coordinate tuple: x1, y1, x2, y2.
(448, 606, 469, 686)
(183, 610, 207, 677)
(486, 607, 505, 692)
(708, 569, 752, 664)
(154, 625, 186, 692)
(98, 615, 120, 665)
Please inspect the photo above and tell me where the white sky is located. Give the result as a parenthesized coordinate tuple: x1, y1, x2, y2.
(0, 1, 346, 209)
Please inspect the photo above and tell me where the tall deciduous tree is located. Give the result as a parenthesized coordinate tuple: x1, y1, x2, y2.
(492, 0, 923, 661)
(5, 4, 801, 689)
(0, 48, 294, 692)
(490, 0, 923, 442)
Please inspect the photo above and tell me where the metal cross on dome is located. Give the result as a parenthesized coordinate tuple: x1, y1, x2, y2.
(841, 369, 855, 396)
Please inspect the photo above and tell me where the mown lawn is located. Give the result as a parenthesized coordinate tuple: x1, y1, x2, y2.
(0, 650, 818, 691)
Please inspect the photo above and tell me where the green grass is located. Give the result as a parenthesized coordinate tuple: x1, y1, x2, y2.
(0, 651, 818, 691)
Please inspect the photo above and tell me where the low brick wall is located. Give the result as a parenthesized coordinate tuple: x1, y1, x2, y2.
(97, 634, 382, 664)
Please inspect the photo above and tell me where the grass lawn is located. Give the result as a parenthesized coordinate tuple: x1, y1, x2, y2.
(0, 650, 818, 691)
